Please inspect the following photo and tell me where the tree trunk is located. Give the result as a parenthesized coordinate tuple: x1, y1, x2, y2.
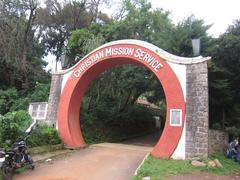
(119, 90, 132, 112)
(87, 96, 93, 112)
(20, 2, 37, 89)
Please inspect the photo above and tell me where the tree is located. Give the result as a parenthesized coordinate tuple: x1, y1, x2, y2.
(67, 0, 175, 107)
(209, 20, 240, 129)
(170, 15, 213, 56)
(67, 28, 105, 67)
(0, 0, 47, 90)
(67, 0, 186, 112)
(87, 0, 174, 49)
(66, 0, 172, 143)
(37, 0, 111, 70)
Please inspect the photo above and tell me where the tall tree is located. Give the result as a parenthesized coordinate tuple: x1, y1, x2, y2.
(37, 0, 111, 70)
(209, 20, 240, 129)
(66, 0, 172, 123)
(170, 15, 213, 57)
(0, 0, 47, 90)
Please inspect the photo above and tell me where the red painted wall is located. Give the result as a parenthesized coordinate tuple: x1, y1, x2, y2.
(58, 43, 185, 158)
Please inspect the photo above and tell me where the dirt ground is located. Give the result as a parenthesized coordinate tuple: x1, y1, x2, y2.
(13, 134, 240, 180)
(14, 143, 151, 180)
(168, 172, 240, 180)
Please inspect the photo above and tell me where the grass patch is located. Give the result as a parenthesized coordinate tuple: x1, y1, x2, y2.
(14, 166, 29, 174)
(206, 154, 240, 175)
(0, 172, 3, 180)
(134, 156, 195, 180)
(134, 154, 240, 180)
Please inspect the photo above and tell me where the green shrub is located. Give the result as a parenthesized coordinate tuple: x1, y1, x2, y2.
(28, 83, 50, 102)
(27, 124, 61, 147)
(0, 84, 50, 115)
(226, 126, 240, 138)
(80, 93, 156, 144)
(0, 88, 18, 115)
(10, 83, 50, 112)
(0, 110, 32, 147)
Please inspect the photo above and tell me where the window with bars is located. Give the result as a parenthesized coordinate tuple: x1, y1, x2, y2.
(28, 102, 48, 120)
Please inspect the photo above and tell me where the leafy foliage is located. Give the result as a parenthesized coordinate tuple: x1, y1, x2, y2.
(0, 83, 50, 115)
(81, 97, 156, 144)
(67, 29, 105, 66)
(36, 0, 111, 69)
(226, 126, 240, 139)
(10, 83, 50, 111)
(0, 111, 61, 148)
(27, 124, 62, 147)
(80, 65, 159, 144)
(0, 0, 48, 90)
(0, 88, 19, 115)
(170, 15, 213, 56)
(209, 20, 240, 130)
(0, 110, 32, 148)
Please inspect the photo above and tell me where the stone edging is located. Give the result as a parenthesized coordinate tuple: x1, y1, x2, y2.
(134, 153, 150, 176)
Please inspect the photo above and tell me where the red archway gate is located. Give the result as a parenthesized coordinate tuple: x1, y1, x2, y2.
(54, 40, 211, 159)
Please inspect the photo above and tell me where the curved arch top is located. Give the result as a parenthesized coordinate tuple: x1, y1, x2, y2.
(57, 40, 191, 158)
(55, 39, 211, 76)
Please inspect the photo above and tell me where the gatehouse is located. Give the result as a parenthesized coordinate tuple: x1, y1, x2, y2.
(46, 40, 211, 159)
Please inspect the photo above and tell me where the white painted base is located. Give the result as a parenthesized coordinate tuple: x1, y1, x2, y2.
(171, 123, 186, 160)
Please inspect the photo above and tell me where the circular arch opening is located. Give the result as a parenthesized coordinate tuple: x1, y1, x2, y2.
(58, 43, 185, 158)
(80, 63, 166, 147)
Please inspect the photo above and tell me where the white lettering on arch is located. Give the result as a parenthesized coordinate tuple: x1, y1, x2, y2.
(73, 46, 163, 78)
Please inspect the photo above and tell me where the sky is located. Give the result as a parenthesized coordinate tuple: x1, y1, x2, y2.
(149, 0, 240, 37)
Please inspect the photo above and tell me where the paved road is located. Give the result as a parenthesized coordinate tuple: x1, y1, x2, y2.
(120, 132, 161, 147)
(14, 143, 152, 180)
